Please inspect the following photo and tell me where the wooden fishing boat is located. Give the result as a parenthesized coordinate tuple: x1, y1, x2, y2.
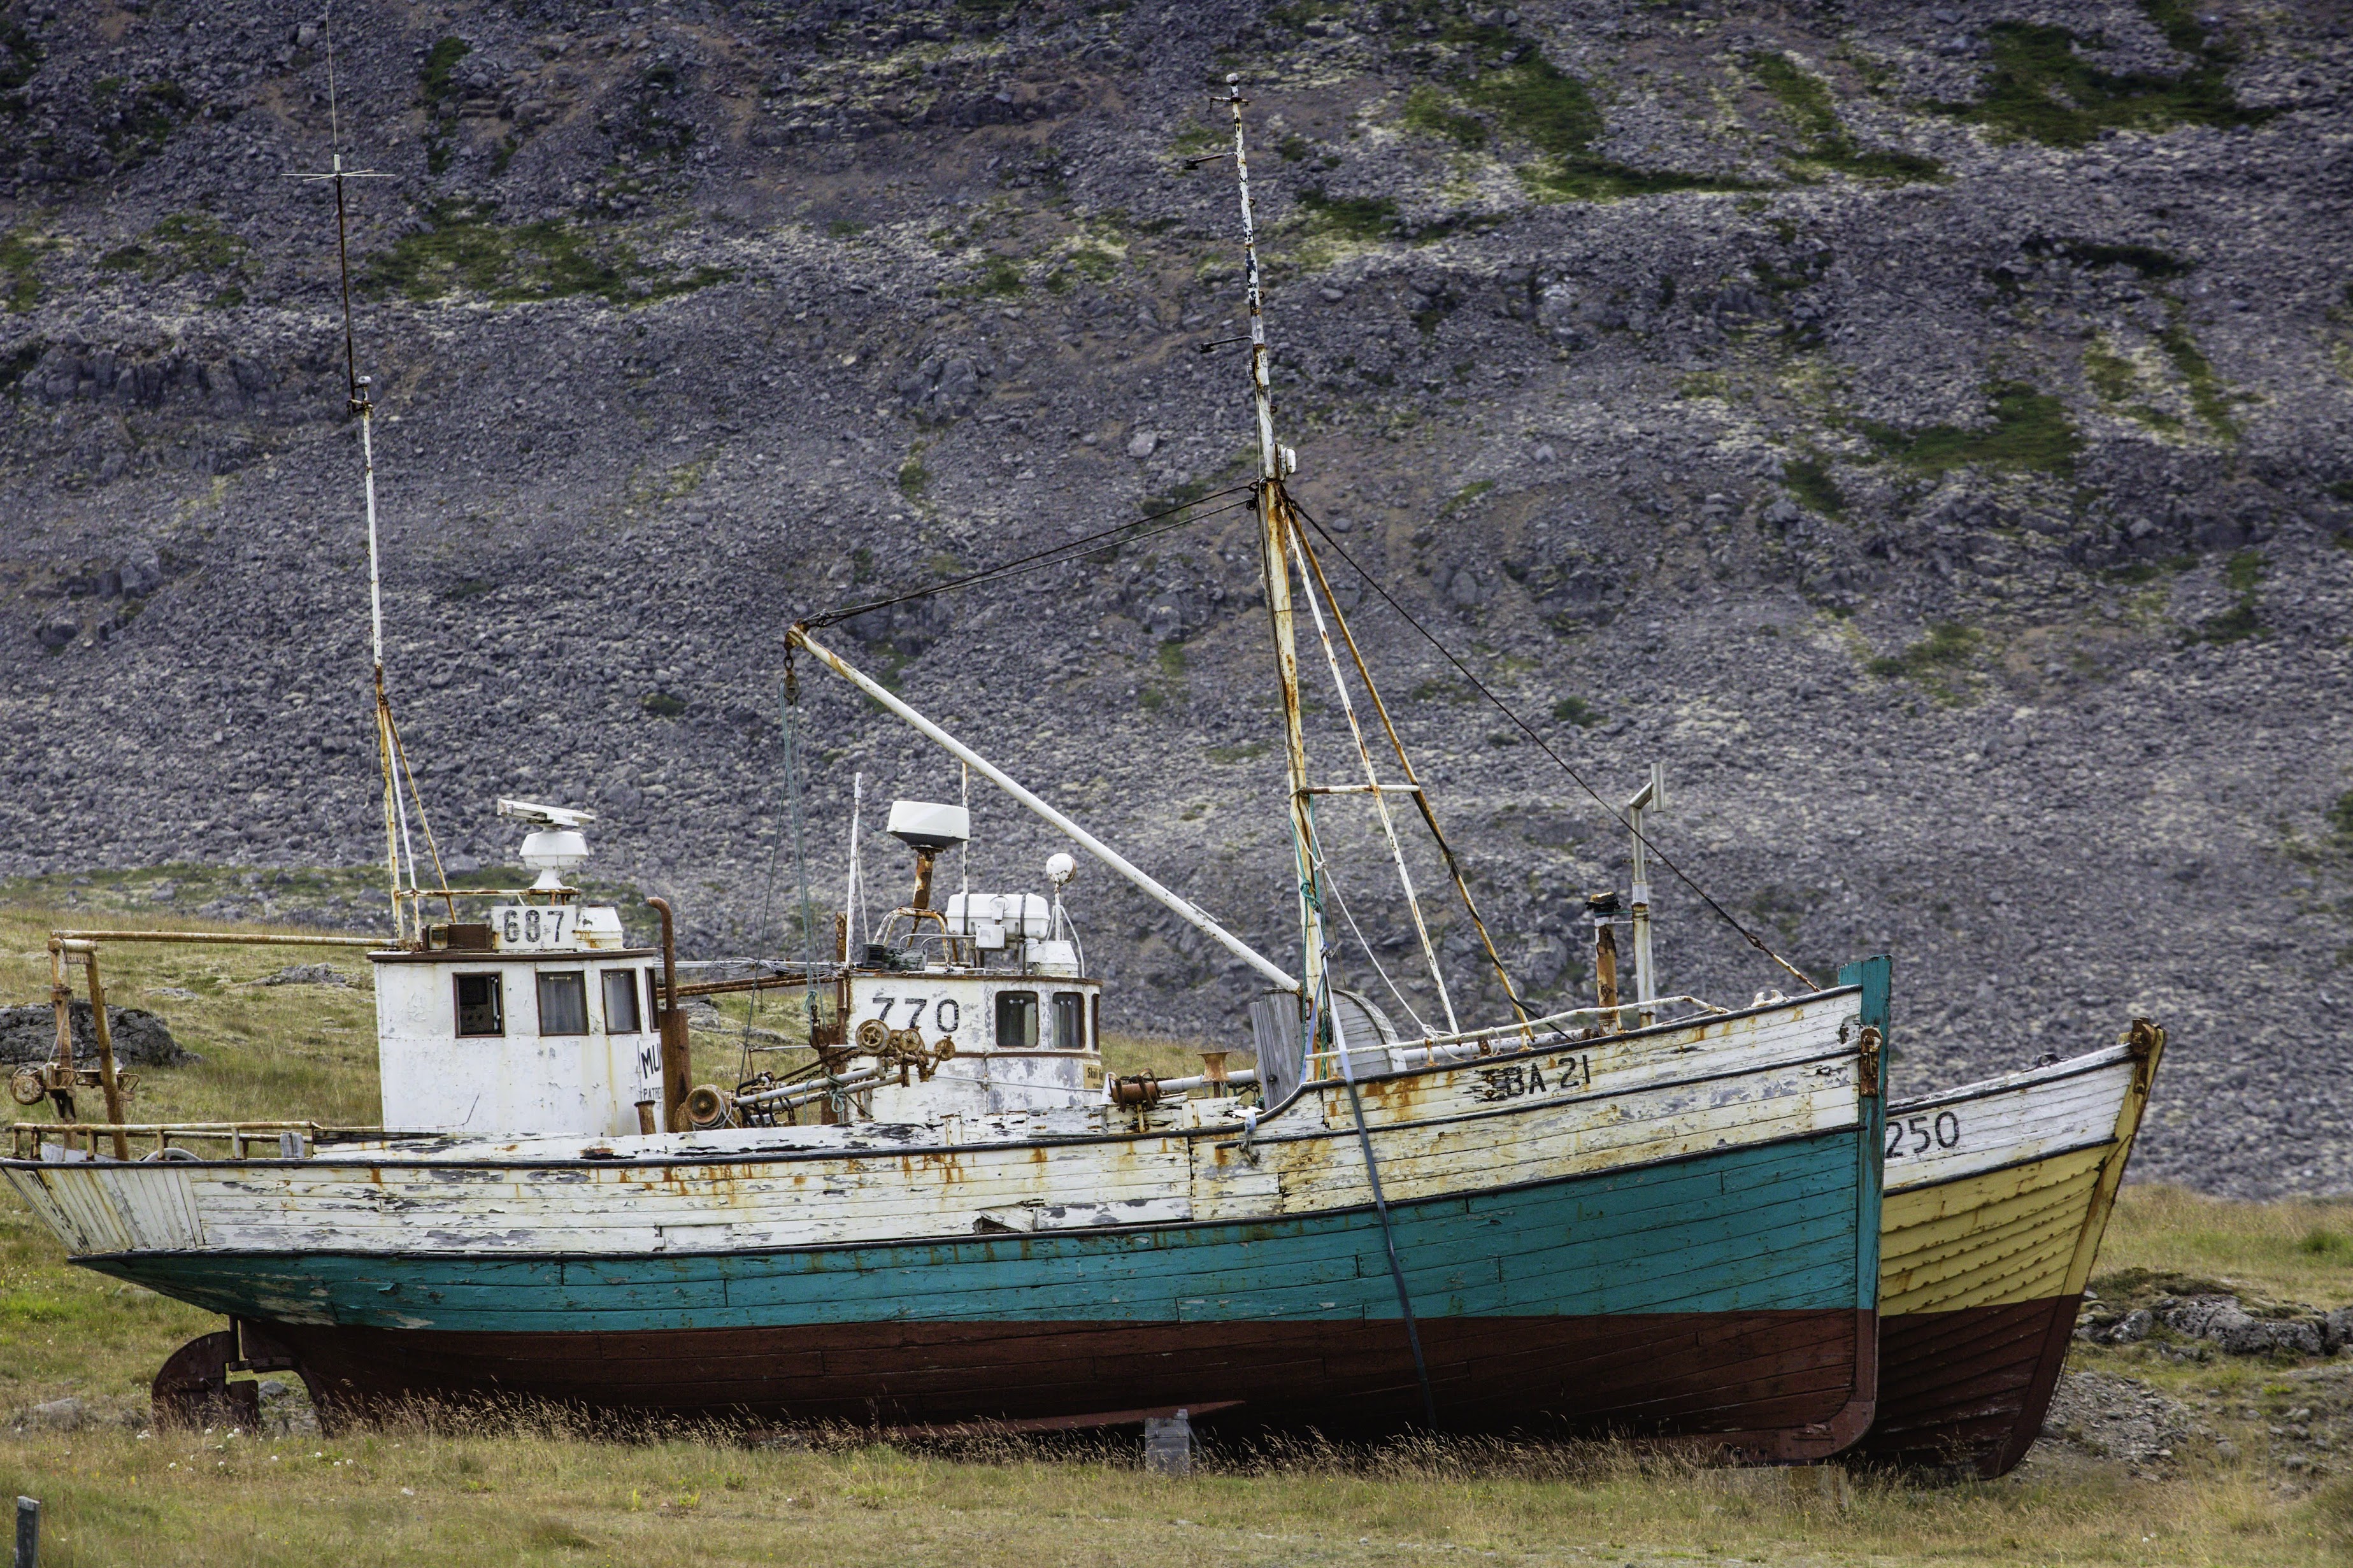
(1853, 1020, 2163, 1475)
(9, 974, 1886, 1449)
(6, 80, 1892, 1453)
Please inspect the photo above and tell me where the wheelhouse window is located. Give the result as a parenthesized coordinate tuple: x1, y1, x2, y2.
(454, 973, 504, 1037)
(994, 990, 1038, 1050)
(538, 971, 589, 1036)
(1052, 990, 1087, 1053)
(603, 969, 642, 1034)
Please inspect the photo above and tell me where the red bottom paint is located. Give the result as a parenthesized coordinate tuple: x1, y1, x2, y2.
(264, 1309, 1877, 1458)
(1851, 1295, 2080, 1477)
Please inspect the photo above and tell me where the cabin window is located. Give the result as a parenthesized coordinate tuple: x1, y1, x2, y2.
(538, 972, 589, 1036)
(644, 968, 664, 1025)
(454, 973, 504, 1037)
(603, 970, 642, 1034)
(994, 990, 1038, 1050)
(1052, 990, 1087, 1052)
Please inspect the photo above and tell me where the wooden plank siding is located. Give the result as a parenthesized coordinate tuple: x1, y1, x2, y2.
(1854, 1025, 2164, 1476)
(10, 987, 1889, 1451)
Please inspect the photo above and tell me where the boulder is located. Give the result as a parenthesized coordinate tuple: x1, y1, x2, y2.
(2161, 1295, 2324, 1358)
(0, 1003, 196, 1068)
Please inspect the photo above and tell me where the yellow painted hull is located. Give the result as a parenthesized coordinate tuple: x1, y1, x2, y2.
(1855, 1023, 2163, 1474)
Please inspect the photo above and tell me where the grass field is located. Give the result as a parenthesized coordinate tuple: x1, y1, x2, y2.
(1, 897, 2349, 1564)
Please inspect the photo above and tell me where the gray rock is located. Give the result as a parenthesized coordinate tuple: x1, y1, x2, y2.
(1126, 430, 1159, 459)
(0, 1004, 196, 1069)
(260, 963, 354, 987)
(2163, 1295, 2325, 1357)
(2323, 1306, 2353, 1354)
(27, 1397, 86, 1430)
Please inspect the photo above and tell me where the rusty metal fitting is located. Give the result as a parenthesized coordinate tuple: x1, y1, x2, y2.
(684, 1084, 733, 1130)
(1108, 1073, 1162, 1108)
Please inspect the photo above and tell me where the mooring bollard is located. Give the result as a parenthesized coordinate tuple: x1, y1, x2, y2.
(1143, 1408, 1192, 1477)
(15, 1495, 38, 1568)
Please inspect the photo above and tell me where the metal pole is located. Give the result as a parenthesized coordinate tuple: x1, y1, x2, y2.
(1285, 518, 1458, 1034)
(790, 627, 1299, 993)
(42, 944, 74, 1123)
(69, 945, 129, 1159)
(46, 930, 384, 947)
(648, 897, 690, 1131)
(1626, 764, 1662, 1029)
(1225, 74, 1327, 1053)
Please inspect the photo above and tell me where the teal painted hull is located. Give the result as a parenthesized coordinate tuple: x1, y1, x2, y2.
(96, 1129, 1882, 1451)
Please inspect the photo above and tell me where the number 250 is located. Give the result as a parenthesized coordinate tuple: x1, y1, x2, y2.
(1885, 1111, 1960, 1158)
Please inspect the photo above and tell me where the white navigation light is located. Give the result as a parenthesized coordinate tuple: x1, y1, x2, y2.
(886, 800, 970, 853)
(1046, 852, 1077, 888)
(498, 798, 595, 891)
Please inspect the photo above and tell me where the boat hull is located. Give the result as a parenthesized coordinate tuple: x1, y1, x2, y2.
(254, 1311, 1873, 1443)
(1856, 1025, 2162, 1476)
(85, 1128, 1878, 1452)
(18, 983, 1889, 1455)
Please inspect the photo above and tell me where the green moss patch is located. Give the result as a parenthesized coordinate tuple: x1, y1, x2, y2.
(1868, 622, 1982, 701)
(1298, 188, 1398, 239)
(1747, 52, 1943, 184)
(2157, 302, 2240, 439)
(2192, 548, 2265, 644)
(97, 212, 250, 292)
(2025, 235, 2192, 280)
(1861, 382, 2082, 479)
(1403, 85, 1490, 150)
(0, 19, 42, 118)
(1936, 13, 2270, 148)
(1782, 453, 1845, 517)
(96, 77, 194, 163)
(1552, 694, 1603, 728)
(1471, 53, 1754, 202)
(362, 203, 733, 307)
(0, 225, 42, 313)
(420, 36, 471, 176)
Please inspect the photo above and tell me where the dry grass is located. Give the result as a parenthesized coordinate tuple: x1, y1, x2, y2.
(0, 900, 2347, 1563)
(3, 1418, 2347, 1567)
(2096, 1185, 2353, 1308)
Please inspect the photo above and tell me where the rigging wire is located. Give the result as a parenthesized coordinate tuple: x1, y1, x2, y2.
(735, 679, 796, 1081)
(1287, 495, 1820, 993)
(1319, 856, 1434, 1037)
(800, 488, 1255, 629)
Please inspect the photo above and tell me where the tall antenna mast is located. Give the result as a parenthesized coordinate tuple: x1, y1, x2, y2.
(1220, 74, 1327, 1044)
(288, 7, 441, 945)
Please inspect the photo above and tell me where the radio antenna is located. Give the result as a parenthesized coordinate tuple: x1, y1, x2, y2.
(285, 5, 450, 944)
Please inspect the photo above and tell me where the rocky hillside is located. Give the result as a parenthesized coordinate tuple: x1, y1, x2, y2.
(1, 0, 2349, 1194)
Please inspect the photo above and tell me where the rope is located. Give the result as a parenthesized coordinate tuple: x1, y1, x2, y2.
(1287, 497, 1820, 993)
(1326, 978, 1438, 1429)
(799, 488, 1254, 630)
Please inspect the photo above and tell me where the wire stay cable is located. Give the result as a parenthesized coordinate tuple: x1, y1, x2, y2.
(1287, 495, 1820, 992)
(801, 487, 1255, 631)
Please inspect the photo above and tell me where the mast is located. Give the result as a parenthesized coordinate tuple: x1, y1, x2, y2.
(1224, 75, 1328, 1046)
(290, 13, 438, 946)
